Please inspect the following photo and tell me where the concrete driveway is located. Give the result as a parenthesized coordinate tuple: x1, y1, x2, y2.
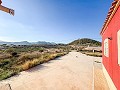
(0, 52, 106, 90)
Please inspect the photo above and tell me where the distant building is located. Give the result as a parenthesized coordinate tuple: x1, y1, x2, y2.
(100, 0, 120, 89)
(84, 46, 102, 52)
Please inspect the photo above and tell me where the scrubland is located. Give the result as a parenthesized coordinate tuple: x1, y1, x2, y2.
(0, 45, 68, 80)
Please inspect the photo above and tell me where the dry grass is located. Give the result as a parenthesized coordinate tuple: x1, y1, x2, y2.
(0, 46, 69, 80)
(20, 52, 67, 71)
(0, 54, 11, 59)
(85, 52, 102, 57)
(80, 51, 102, 57)
(20, 59, 39, 70)
(0, 52, 67, 80)
(17, 52, 42, 65)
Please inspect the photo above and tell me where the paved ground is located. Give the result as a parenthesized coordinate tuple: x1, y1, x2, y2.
(94, 58, 109, 90)
(0, 52, 109, 90)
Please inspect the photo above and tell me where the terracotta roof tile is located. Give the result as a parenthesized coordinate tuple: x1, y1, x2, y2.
(100, 0, 120, 35)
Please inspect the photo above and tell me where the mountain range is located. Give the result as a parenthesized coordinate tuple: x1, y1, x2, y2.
(0, 38, 101, 46)
(0, 41, 56, 45)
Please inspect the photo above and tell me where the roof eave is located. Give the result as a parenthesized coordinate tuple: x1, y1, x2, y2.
(100, 0, 120, 36)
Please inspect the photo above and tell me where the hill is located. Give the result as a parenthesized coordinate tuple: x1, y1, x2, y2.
(69, 38, 101, 46)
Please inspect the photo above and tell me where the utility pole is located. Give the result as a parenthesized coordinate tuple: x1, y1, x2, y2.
(0, 0, 14, 16)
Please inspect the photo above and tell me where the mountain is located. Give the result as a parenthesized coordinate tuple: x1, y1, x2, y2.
(0, 41, 56, 45)
(13, 41, 31, 45)
(69, 38, 101, 46)
(35, 41, 56, 45)
(0, 41, 9, 45)
(0, 41, 31, 45)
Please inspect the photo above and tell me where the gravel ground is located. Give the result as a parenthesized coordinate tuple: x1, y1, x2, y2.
(0, 52, 109, 90)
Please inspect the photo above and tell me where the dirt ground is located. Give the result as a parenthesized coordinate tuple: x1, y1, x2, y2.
(0, 52, 109, 90)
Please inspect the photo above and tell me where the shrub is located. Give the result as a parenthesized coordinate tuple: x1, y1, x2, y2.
(20, 59, 40, 70)
(11, 52, 18, 57)
(20, 53, 67, 71)
(18, 53, 41, 63)
(5, 48, 15, 54)
(4, 48, 18, 57)
(39, 49, 44, 52)
(20, 61, 31, 70)
(0, 50, 68, 80)
(0, 70, 18, 80)
(0, 59, 11, 68)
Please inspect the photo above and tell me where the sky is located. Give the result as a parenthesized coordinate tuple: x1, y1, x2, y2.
(0, 0, 113, 43)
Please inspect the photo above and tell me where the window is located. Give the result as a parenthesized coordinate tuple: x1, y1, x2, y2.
(117, 30, 120, 65)
(104, 38, 109, 57)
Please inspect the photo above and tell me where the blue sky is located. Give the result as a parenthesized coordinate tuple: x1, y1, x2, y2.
(0, 0, 113, 43)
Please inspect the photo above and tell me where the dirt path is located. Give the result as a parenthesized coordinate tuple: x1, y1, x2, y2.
(0, 52, 108, 90)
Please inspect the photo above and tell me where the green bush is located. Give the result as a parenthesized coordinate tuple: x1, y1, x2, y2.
(0, 59, 11, 68)
(0, 70, 18, 80)
(11, 52, 18, 57)
(4, 48, 18, 57)
(5, 48, 15, 54)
